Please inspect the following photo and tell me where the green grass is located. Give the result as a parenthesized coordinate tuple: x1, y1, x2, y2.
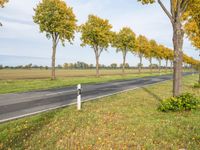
(0, 72, 171, 94)
(0, 75, 199, 149)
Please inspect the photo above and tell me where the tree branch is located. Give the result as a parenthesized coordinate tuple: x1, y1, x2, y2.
(158, 0, 173, 23)
(55, 33, 59, 45)
(123, 51, 127, 60)
(176, 0, 181, 18)
(52, 33, 59, 46)
(93, 45, 99, 58)
(170, 0, 175, 18)
(98, 47, 104, 57)
(180, 0, 190, 14)
(52, 34, 55, 42)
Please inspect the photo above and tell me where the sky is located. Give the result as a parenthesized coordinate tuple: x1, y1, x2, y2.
(0, 0, 199, 67)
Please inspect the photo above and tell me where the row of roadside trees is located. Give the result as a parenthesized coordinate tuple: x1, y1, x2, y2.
(32, 0, 199, 79)
(81, 20, 198, 76)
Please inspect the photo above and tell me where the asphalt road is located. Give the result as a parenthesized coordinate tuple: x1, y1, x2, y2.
(0, 72, 192, 123)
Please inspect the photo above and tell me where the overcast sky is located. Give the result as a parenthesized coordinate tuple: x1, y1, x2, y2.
(0, 0, 199, 66)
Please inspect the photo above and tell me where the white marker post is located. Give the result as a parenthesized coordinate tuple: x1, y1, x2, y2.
(77, 84, 82, 110)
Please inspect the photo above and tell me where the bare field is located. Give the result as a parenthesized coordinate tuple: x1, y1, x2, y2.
(0, 69, 171, 80)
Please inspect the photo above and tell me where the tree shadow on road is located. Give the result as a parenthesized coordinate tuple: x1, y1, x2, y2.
(141, 87, 162, 102)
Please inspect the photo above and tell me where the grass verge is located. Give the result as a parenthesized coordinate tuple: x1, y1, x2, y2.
(0, 72, 171, 94)
(0, 75, 199, 149)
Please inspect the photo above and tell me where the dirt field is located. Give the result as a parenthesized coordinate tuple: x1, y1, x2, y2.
(0, 69, 171, 80)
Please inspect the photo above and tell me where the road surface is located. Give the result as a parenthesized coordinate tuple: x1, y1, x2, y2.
(0, 73, 192, 123)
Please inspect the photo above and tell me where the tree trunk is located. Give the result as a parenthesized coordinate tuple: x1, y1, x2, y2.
(51, 39, 57, 80)
(171, 61, 173, 72)
(122, 52, 126, 75)
(139, 54, 142, 74)
(95, 50, 100, 77)
(149, 57, 152, 74)
(156, 0, 186, 96)
(166, 60, 168, 72)
(172, 22, 184, 96)
(184, 63, 187, 72)
(158, 59, 161, 74)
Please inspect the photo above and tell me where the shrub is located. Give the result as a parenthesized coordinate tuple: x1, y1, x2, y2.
(158, 93, 200, 112)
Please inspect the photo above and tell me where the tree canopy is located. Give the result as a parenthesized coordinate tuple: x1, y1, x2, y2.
(112, 27, 136, 73)
(147, 39, 157, 59)
(0, 0, 8, 8)
(112, 27, 136, 54)
(184, 0, 200, 49)
(80, 15, 112, 51)
(33, 0, 77, 45)
(136, 35, 149, 57)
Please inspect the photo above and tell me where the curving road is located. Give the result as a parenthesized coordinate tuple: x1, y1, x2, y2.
(0, 72, 192, 123)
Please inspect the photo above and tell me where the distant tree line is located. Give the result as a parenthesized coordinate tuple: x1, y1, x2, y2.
(0, 64, 49, 70)
(0, 61, 193, 70)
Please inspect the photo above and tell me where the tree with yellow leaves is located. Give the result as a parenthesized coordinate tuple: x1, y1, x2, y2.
(33, 0, 77, 80)
(79, 15, 113, 77)
(184, 0, 200, 84)
(147, 39, 158, 73)
(155, 45, 165, 74)
(136, 35, 149, 73)
(112, 27, 136, 74)
(184, 1, 200, 49)
(138, 0, 192, 96)
(162, 48, 173, 72)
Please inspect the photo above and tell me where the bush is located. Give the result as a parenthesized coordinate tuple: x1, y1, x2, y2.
(194, 83, 200, 88)
(158, 93, 200, 112)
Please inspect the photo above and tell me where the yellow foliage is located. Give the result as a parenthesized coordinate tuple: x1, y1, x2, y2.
(0, 0, 8, 8)
(184, 0, 200, 50)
